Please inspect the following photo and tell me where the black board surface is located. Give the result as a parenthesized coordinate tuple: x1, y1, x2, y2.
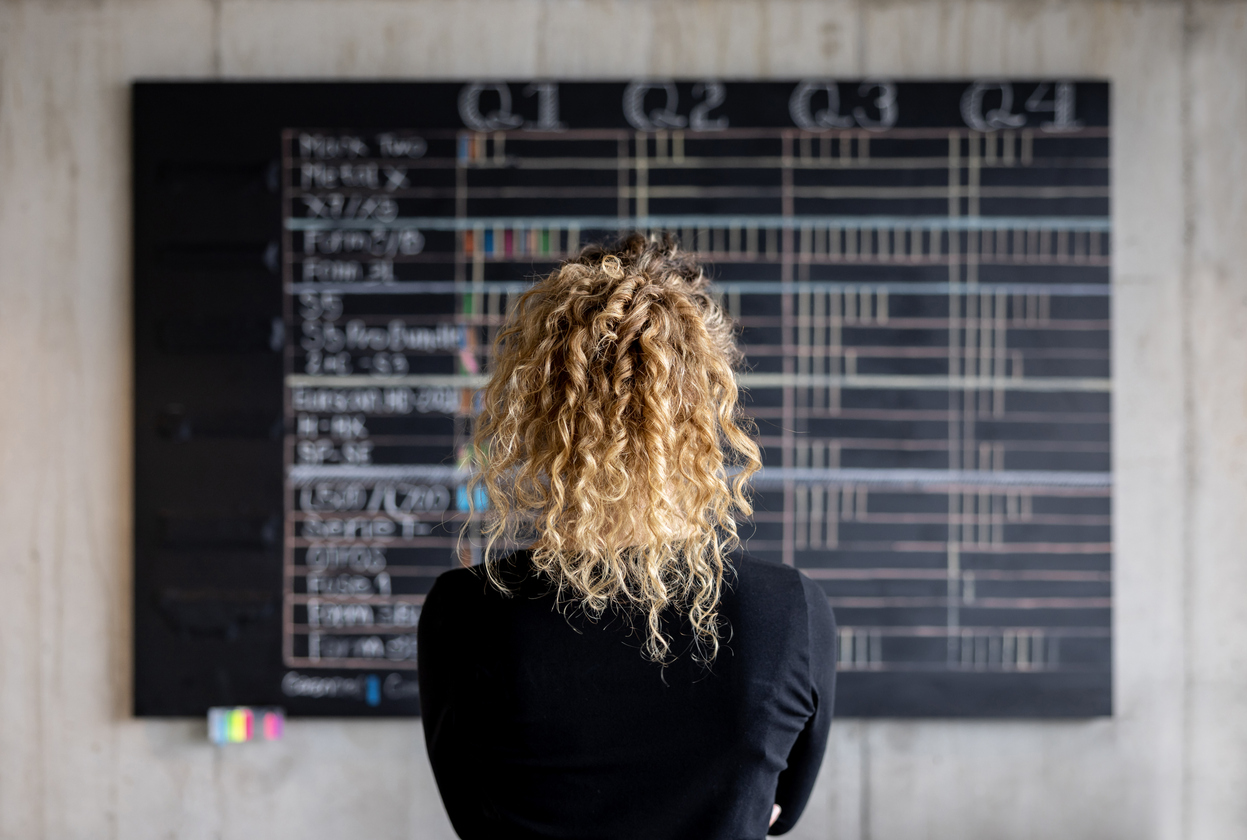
(134, 80, 1111, 717)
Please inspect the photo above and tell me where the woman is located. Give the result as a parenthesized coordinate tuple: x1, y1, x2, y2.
(418, 234, 836, 839)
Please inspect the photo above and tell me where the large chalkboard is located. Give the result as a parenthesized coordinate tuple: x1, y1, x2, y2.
(134, 81, 1111, 717)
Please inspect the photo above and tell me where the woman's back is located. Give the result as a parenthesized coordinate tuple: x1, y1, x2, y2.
(421, 234, 836, 837)
(418, 550, 836, 840)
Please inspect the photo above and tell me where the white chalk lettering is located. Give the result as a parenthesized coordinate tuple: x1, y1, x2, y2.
(458, 82, 524, 131)
(383, 673, 421, 699)
(282, 671, 363, 698)
(789, 80, 854, 130)
(291, 387, 419, 415)
(307, 599, 375, 628)
(302, 193, 398, 223)
(300, 162, 381, 190)
(302, 258, 363, 283)
(302, 229, 424, 258)
(305, 545, 387, 573)
(377, 133, 427, 159)
(301, 515, 399, 540)
(344, 320, 460, 353)
(298, 134, 369, 159)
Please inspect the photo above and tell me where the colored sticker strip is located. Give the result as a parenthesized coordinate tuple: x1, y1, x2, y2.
(207, 707, 285, 744)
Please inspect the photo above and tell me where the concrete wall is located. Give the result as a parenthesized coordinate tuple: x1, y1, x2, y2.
(0, 0, 1242, 837)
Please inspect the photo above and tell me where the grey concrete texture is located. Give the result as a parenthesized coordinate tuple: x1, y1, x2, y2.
(0, 0, 1241, 838)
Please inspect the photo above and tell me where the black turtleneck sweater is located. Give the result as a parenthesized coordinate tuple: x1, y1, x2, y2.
(418, 550, 837, 839)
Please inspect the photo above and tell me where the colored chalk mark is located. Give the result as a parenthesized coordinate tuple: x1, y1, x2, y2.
(207, 707, 285, 744)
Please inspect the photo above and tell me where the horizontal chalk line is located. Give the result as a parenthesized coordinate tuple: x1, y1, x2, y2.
(287, 280, 1112, 297)
(285, 373, 1111, 393)
(288, 464, 1110, 490)
(287, 214, 1112, 233)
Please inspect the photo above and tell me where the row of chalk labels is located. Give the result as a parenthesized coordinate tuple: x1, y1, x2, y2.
(456, 224, 1108, 264)
(456, 129, 1046, 169)
(837, 628, 1060, 671)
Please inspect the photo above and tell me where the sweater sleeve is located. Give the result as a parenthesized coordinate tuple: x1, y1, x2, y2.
(418, 575, 452, 761)
(768, 573, 837, 835)
(418, 573, 483, 838)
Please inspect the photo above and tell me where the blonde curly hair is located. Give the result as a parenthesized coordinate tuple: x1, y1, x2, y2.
(467, 232, 762, 663)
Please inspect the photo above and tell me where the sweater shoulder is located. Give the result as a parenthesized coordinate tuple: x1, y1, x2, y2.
(730, 552, 809, 603)
(722, 553, 812, 640)
(728, 553, 835, 647)
(422, 565, 498, 632)
(427, 564, 490, 601)
(423, 550, 547, 619)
